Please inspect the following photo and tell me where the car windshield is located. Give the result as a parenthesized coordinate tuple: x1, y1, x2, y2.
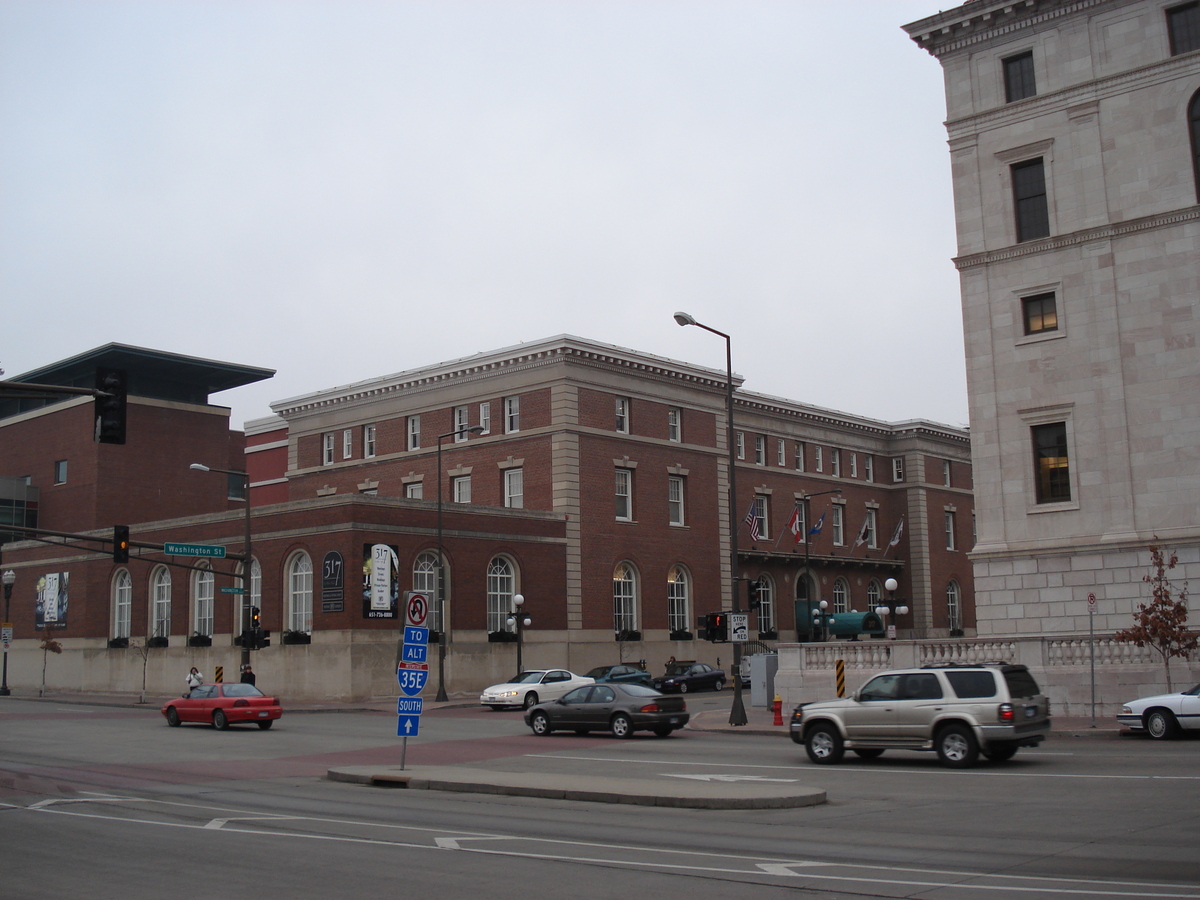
(510, 671, 548, 684)
(222, 683, 264, 698)
(1183, 684, 1200, 696)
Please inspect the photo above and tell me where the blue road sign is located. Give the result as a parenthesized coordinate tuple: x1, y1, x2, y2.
(402, 642, 428, 664)
(397, 697, 424, 716)
(397, 664, 428, 696)
(397, 714, 421, 737)
(405, 626, 429, 645)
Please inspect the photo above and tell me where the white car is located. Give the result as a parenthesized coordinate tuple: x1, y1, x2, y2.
(480, 669, 594, 710)
(1117, 683, 1200, 739)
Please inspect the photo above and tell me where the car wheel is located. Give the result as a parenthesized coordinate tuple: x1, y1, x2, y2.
(256, 720, 274, 730)
(678, 682, 688, 694)
(713, 679, 724, 691)
(212, 709, 229, 731)
(852, 748, 885, 760)
(165, 707, 181, 727)
(1146, 709, 1179, 740)
(982, 744, 1017, 762)
(936, 724, 979, 768)
(805, 723, 844, 764)
(523, 692, 539, 710)
(652, 726, 673, 738)
(530, 711, 551, 736)
(611, 713, 634, 739)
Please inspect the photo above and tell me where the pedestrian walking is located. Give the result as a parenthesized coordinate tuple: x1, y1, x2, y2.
(185, 666, 204, 696)
(240, 664, 256, 686)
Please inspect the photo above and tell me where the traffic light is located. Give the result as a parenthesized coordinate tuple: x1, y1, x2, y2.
(704, 612, 729, 643)
(748, 577, 765, 611)
(250, 606, 261, 629)
(112, 525, 130, 563)
(94, 367, 128, 445)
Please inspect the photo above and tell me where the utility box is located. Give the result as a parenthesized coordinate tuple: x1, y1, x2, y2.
(747, 653, 779, 708)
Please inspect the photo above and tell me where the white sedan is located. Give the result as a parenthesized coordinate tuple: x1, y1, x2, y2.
(1117, 683, 1200, 739)
(480, 669, 594, 710)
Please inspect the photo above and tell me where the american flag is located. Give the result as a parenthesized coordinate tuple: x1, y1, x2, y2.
(743, 501, 761, 542)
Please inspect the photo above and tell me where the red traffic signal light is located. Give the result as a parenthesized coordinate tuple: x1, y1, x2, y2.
(705, 612, 729, 643)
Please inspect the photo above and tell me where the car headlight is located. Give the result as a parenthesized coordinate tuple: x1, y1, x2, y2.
(1121, 705, 1132, 714)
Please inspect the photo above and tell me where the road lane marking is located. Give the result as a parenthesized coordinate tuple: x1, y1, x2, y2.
(663, 773, 799, 782)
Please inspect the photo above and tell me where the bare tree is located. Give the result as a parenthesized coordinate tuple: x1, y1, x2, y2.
(1115, 542, 1198, 692)
(128, 638, 153, 704)
(39, 629, 63, 697)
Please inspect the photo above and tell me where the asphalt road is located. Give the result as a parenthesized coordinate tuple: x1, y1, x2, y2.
(2, 695, 1198, 900)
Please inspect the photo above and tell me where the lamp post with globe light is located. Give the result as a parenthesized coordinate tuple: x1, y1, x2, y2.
(877, 577, 909, 640)
(506, 594, 531, 674)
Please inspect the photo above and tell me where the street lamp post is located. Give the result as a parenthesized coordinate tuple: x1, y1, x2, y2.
(506, 593, 531, 674)
(798, 489, 841, 640)
(189, 463, 252, 668)
(811, 599, 830, 643)
(877, 577, 909, 640)
(674, 311, 747, 726)
(1, 569, 15, 696)
(435, 425, 486, 702)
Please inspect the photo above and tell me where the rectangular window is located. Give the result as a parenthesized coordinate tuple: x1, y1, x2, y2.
(795, 442, 805, 471)
(945, 511, 957, 550)
(615, 468, 632, 521)
(777, 439, 786, 467)
(407, 415, 421, 451)
(615, 397, 629, 433)
(736, 432, 745, 460)
(453, 475, 472, 504)
(751, 495, 768, 539)
(343, 429, 353, 459)
(479, 402, 491, 434)
(668, 475, 685, 526)
(322, 433, 335, 465)
(1003, 51, 1036, 102)
(892, 458, 904, 482)
(866, 508, 877, 549)
(1012, 158, 1050, 242)
(454, 405, 469, 441)
(943, 459, 952, 486)
(363, 424, 376, 458)
(1032, 422, 1071, 503)
(814, 446, 823, 472)
(830, 449, 841, 477)
(850, 452, 858, 478)
(54, 459, 68, 484)
(504, 468, 523, 509)
(504, 396, 520, 433)
(667, 407, 681, 442)
(405, 482, 423, 500)
(755, 435, 766, 465)
(1168, 2, 1200, 55)
(1022, 292, 1058, 335)
(831, 505, 844, 546)
(864, 455, 873, 482)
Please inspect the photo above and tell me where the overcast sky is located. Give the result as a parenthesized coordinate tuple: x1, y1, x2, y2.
(0, 1, 965, 432)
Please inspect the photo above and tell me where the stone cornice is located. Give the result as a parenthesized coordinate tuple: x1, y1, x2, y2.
(735, 390, 970, 445)
(904, 0, 1109, 58)
(954, 205, 1200, 269)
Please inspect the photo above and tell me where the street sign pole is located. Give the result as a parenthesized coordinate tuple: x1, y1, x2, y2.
(1088, 592, 1097, 728)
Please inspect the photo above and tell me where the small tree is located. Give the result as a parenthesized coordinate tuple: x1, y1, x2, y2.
(39, 629, 63, 697)
(1115, 541, 1198, 691)
(129, 638, 154, 704)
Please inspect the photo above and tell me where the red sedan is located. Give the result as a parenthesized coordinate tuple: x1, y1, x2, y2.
(161, 683, 283, 730)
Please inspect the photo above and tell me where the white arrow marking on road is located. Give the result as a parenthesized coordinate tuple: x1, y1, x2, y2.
(661, 773, 798, 783)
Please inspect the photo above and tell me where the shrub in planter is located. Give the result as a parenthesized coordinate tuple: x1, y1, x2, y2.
(614, 629, 642, 642)
(107, 637, 129, 649)
(757, 630, 778, 641)
(668, 629, 693, 641)
(147, 636, 169, 648)
(487, 630, 518, 643)
(187, 633, 213, 647)
(282, 631, 311, 645)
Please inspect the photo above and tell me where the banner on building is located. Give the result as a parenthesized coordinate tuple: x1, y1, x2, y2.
(35, 572, 69, 629)
(362, 543, 399, 619)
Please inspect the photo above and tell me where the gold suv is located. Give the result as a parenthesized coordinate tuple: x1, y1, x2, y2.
(790, 664, 1051, 768)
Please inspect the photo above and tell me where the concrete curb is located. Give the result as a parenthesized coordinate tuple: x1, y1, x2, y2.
(326, 765, 827, 809)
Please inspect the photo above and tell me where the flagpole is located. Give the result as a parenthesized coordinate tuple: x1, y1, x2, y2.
(798, 490, 841, 639)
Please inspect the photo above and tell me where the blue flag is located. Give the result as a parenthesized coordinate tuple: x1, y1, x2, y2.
(808, 511, 825, 537)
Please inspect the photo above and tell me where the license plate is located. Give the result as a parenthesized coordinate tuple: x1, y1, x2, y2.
(669, 717, 680, 724)
(258, 711, 268, 717)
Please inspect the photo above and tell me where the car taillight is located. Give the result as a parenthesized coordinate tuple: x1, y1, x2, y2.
(234, 699, 249, 707)
(998, 702, 1014, 723)
(639, 703, 660, 713)
(680, 701, 686, 711)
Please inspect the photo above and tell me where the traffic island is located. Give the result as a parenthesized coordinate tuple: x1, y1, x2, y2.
(326, 765, 825, 809)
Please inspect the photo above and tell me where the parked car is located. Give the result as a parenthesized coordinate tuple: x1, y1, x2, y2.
(524, 683, 689, 738)
(585, 664, 654, 687)
(791, 663, 1051, 768)
(161, 683, 283, 730)
(480, 669, 594, 710)
(1118, 683, 1200, 739)
(652, 661, 726, 693)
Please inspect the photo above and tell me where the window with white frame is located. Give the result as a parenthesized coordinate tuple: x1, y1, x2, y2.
(867, 579, 881, 609)
(615, 468, 632, 521)
(668, 475, 684, 526)
(54, 459, 68, 484)
(615, 397, 630, 433)
(830, 449, 841, 477)
(850, 453, 858, 478)
(408, 415, 421, 450)
(287, 552, 313, 634)
(757, 574, 776, 633)
(479, 402, 491, 434)
(831, 504, 844, 546)
(736, 432, 745, 460)
(943, 459, 952, 486)
(795, 442, 805, 471)
(151, 567, 171, 638)
(667, 407, 681, 442)
(405, 482, 423, 500)
(363, 424, 376, 458)
(414, 551, 441, 632)
(613, 562, 638, 634)
(794, 501, 808, 537)
(865, 508, 877, 548)
(777, 439, 786, 467)
(892, 457, 904, 482)
(454, 406, 470, 441)
(945, 511, 956, 550)
(504, 396, 520, 433)
(666, 565, 689, 633)
(192, 565, 214, 637)
(453, 476, 471, 504)
(339, 430, 350, 459)
(832, 577, 849, 614)
(947, 581, 962, 631)
(864, 455, 873, 482)
(486, 556, 515, 633)
(322, 433, 335, 465)
(112, 569, 132, 639)
(1032, 421, 1071, 503)
(751, 494, 768, 539)
(755, 435, 766, 465)
(814, 446, 823, 472)
(504, 468, 523, 509)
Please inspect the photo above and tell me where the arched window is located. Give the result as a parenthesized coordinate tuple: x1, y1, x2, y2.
(287, 552, 313, 634)
(757, 574, 776, 633)
(1191, 89, 1200, 203)
(486, 556, 515, 633)
(947, 581, 962, 632)
(832, 577, 850, 614)
(613, 562, 638, 634)
(867, 579, 882, 609)
(192, 564, 214, 637)
(414, 551, 441, 632)
(666, 565, 689, 633)
(151, 567, 171, 638)
(111, 569, 132, 639)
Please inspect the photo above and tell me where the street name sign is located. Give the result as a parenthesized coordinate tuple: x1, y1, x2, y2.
(164, 542, 227, 558)
(220, 587, 245, 595)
